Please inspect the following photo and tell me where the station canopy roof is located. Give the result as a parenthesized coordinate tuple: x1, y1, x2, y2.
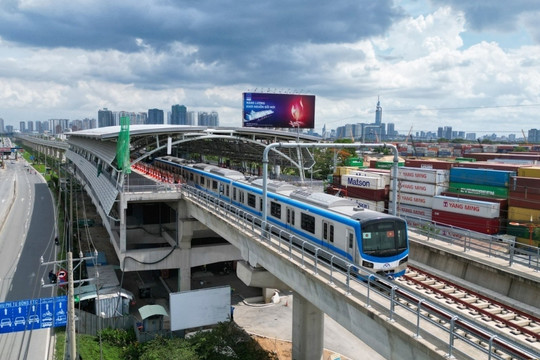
(67, 125, 322, 167)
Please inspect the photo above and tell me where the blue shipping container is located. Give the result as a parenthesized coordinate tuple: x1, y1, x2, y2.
(449, 167, 515, 188)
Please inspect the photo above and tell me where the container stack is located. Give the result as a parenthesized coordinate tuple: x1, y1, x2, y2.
(439, 167, 515, 234)
(341, 169, 389, 212)
(432, 195, 501, 234)
(390, 167, 449, 225)
(507, 166, 540, 246)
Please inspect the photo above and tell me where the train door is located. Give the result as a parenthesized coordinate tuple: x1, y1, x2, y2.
(345, 228, 356, 262)
(286, 206, 295, 231)
(322, 221, 334, 249)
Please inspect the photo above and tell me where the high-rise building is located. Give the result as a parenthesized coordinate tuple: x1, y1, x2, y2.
(0, 118, 4, 133)
(148, 109, 164, 124)
(444, 126, 452, 140)
(387, 123, 395, 137)
(6, 125, 13, 133)
(98, 108, 115, 127)
(49, 119, 69, 135)
(375, 97, 382, 125)
(437, 127, 444, 139)
(171, 105, 187, 125)
(20, 121, 26, 132)
(27, 121, 34, 133)
(528, 129, 540, 143)
(198, 111, 219, 126)
(187, 111, 197, 125)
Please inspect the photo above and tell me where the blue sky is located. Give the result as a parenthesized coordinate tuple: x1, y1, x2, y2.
(0, 0, 539, 137)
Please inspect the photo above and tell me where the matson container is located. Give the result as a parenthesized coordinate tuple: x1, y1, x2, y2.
(349, 170, 391, 182)
(398, 180, 448, 196)
(394, 203, 432, 219)
(396, 167, 449, 184)
(518, 166, 540, 178)
(432, 195, 500, 219)
(390, 191, 433, 208)
(449, 168, 514, 188)
(432, 210, 500, 234)
(341, 175, 389, 190)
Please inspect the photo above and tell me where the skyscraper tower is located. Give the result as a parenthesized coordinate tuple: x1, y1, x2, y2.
(375, 96, 382, 125)
(171, 105, 187, 125)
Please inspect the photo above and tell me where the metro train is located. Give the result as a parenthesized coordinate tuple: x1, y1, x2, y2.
(154, 156, 409, 278)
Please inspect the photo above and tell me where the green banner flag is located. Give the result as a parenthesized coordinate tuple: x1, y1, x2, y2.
(116, 116, 131, 174)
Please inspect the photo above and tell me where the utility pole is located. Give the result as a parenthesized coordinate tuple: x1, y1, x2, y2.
(67, 167, 77, 360)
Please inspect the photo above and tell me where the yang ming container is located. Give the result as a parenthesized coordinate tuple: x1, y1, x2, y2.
(432, 195, 500, 219)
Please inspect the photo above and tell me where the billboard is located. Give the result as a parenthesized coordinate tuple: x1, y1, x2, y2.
(243, 92, 315, 129)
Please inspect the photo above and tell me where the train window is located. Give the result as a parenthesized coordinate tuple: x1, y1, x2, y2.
(348, 233, 353, 249)
(301, 213, 315, 234)
(233, 188, 237, 201)
(362, 220, 407, 254)
(226, 185, 230, 197)
(189, 172, 194, 181)
(330, 225, 334, 243)
(322, 221, 334, 243)
(323, 223, 328, 239)
(239, 191, 245, 203)
(259, 199, 263, 211)
(247, 193, 256, 208)
(212, 180, 218, 190)
(270, 202, 281, 218)
(200, 176, 205, 185)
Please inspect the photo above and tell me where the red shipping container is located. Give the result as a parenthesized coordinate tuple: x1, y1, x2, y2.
(432, 209, 500, 234)
(508, 191, 540, 210)
(332, 175, 341, 186)
(404, 159, 454, 170)
(341, 186, 388, 201)
(453, 161, 525, 172)
(509, 176, 540, 195)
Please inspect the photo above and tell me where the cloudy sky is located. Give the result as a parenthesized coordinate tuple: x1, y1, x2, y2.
(1, 0, 539, 137)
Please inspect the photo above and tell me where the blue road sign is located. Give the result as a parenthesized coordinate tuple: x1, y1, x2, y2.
(0, 296, 67, 334)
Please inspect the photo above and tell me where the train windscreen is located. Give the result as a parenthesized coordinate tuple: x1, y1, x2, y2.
(361, 219, 407, 256)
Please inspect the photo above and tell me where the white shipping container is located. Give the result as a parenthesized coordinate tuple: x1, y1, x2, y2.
(392, 203, 432, 219)
(432, 195, 500, 219)
(350, 170, 391, 183)
(347, 198, 386, 212)
(396, 167, 449, 184)
(398, 180, 448, 196)
(390, 191, 433, 208)
(341, 175, 388, 190)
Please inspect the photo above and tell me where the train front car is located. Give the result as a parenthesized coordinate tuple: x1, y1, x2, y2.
(353, 211, 409, 278)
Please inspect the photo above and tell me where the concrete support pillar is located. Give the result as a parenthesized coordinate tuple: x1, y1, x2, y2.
(177, 199, 192, 292)
(177, 247, 191, 292)
(292, 292, 324, 360)
(262, 288, 276, 303)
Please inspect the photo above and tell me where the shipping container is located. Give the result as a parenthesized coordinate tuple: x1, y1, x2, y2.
(393, 203, 432, 219)
(375, 160, 405, 169)
(404, 159, 454, 170)
(453, 161, 526, 172)
(335, 166, 362, 176)
(349, 170, 391, 183)
(390, 191, 433, 208)
(508, 206, 540, 222)
(346, 198, 386, 212)
(514, 236, 540, 247)
(518, 166, 540, 178)
(449, 167, 514, 187)
(396, 167, 450, 184)
(341, 186, 388, 201)
(432, 195, 500, 219)
(447, 182, 509, 198)
(341, 175, 389, 190)
(432, 209, 500, 234)
(508, 192, 540, 210)
(506, 222, 540, 242)
(332, 175, 341, 186)
(440, 191, 508, 215)
(398, 180, 448, 196)
(455, 157, 476, 162)
(344, 157, 364, 167)
(469, 153, 540, 162)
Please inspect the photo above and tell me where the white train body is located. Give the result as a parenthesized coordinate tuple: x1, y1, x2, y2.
(155, 157, 409, 278)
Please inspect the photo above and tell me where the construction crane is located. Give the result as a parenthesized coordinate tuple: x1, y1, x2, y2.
(522, 129, 528, 145)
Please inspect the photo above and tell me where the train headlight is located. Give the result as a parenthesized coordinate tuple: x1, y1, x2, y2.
(399, 256, 408, 265)
(362, 261, 374, 269)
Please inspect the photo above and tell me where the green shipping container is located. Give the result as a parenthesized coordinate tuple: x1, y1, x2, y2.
(344, 157, 363, 167)
(506, 223, 540, 241)
(455, 157, 476, 162)
(375, 161, 404, 169)
(447, 182, 508, 198)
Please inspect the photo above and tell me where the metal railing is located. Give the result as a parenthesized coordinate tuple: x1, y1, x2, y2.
(402, 215, 540, 271)
(180, 184, 537, 360)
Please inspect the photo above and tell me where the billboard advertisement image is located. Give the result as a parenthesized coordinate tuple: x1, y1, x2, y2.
(243, 93, 315, 129)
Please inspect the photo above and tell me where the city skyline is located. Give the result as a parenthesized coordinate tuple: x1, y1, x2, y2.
(0, 1, 539, 134)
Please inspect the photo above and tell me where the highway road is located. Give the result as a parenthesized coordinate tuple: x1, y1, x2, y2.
(0, 157, 57, 360)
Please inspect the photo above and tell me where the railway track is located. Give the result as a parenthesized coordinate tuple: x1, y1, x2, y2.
(398, 265, 540, 356)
